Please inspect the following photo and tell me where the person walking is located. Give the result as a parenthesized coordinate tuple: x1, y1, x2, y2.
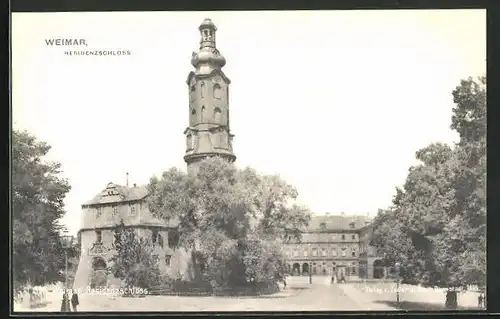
(71, 292, 79, 312)
(478, 293, 484, 308)
(60, 293, 71, 312)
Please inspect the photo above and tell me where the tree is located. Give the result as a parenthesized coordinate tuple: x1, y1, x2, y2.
(370, 76, 486, 308)
(109, 220, 161, 291)
(12, 130, 72, 293)
(147, 157, 311, 291)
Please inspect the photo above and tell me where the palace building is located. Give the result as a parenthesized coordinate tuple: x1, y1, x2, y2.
(284, 213, 384, 280)
(73, 19, 384, 290)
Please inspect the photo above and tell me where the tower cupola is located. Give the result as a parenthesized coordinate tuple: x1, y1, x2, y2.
(191, 18, 226, 70)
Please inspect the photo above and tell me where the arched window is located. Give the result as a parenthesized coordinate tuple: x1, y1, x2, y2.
(201, 106, 205, 122)
(213, 107, 222, 123)
(213, 83, 222, 99)
(186, 134, 192, 150)
(200, 81, 205, 98)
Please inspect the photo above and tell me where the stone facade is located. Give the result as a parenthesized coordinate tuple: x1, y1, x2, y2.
(73, 182, 192, 290)
(184, 18, 236, 168)
(284, 214, 384, 280)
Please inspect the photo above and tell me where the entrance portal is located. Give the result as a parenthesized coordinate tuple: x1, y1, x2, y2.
(91, 257, 108, 288)
(373, 259, 384, 279)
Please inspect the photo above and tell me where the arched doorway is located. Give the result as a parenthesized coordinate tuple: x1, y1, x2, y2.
(373, 259, 384, 279)
(292, 263, 301, 276)
(302, 263, 309, 276)
(91, 257, 108, 288)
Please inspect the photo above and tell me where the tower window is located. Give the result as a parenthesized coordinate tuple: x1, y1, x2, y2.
(213, 83, 222, 99)
(191, 108, 196, 115)
(213, 107, 222, 123)
(201, 106, 205, 122)
(165, 255, 171, 266)
(203, 30, 208, 37)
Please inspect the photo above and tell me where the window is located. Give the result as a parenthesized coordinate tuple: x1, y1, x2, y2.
(152, 228, 159, 244)
(165, 255, 171, 266)
(341, 234, 345, 240)
(96, 207, 103, 218)
(96, 230, 102, 243)
(312, 249, 318, 257)
(332, 249, 337, 257)
(320, 222, 327, 230)
(293, 250, 299, 257)
(112, 205, 118, 216)
(158, 234, 164, 248)
(352, 234, 356, 240)
(303, 250, 308, 257)
(351, 267, 357, 275)
(341, 247, 346, 257)
(321, 249, 327, 257)
(352, 251, 356, 257)
(130, 204, 136, 214)
(350, 222, 355, 229)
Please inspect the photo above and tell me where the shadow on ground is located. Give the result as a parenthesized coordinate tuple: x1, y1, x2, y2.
(373, 300, 482, 311)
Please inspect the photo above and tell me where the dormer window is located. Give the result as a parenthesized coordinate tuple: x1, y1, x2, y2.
(320, 222, 327, 230)
(349, 222, 356, 229)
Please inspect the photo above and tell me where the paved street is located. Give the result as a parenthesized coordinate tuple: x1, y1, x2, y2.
(14, 277, 484, 312)
(14, 277, 397, 312)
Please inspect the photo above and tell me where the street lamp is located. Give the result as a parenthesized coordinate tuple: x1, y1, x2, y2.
(395, 262, 401, 304)
(308, 244, 312, 284)
(60, 234, 74, 312)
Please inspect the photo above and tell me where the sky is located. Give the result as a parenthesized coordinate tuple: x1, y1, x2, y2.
(12, 10, 486, 235)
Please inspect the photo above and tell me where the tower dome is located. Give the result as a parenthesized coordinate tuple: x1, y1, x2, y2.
(191, 18, 226, 70)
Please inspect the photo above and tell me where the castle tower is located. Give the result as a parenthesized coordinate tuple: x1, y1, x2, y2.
(184, 18, 236, 167)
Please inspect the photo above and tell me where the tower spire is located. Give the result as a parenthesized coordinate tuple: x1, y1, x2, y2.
(184, 19, 236, 168)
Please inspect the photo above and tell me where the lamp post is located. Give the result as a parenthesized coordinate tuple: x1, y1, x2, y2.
(395, 262, 401, 304)
(60, 234, 73, 312)
(309, 244, 312, 284)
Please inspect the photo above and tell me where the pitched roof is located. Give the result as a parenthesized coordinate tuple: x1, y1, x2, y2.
(306, 214, 372, 232)
(83, 182, 148, 206)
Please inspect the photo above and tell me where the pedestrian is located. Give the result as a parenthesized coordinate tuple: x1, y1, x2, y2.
(283, 278, 287, 290)
(331, 275, 334, 284)
(60, 292, 71, 312)
(71, 291, 79, 312)
(478, 293, 484, 308)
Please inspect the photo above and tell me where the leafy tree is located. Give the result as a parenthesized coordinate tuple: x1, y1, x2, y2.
(12, 130, 71, 293)
(370, 76, 486, 308)
(147, 157, 311, 291)
(109, 220, 161, 291)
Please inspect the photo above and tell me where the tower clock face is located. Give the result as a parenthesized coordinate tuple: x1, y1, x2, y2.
(213, 76, 221, 83)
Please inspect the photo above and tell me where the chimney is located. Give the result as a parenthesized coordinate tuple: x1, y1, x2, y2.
(126, 172, 129, 187)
